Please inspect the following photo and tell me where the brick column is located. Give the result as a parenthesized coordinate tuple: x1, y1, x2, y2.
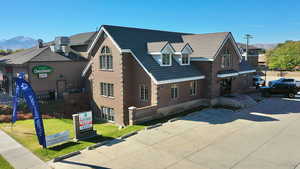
(128, 106, 137, 125)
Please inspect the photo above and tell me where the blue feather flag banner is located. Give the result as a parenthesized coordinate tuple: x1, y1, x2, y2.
(12, 73, 47, 148)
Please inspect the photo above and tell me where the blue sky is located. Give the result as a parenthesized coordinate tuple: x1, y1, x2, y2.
(1, 0, 300, 44)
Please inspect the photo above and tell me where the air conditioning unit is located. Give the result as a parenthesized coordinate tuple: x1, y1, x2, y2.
(53, 37, 70, 54)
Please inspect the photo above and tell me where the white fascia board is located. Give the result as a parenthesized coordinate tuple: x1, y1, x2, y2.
(190, 57, 214, 61)
(121, 49, 158, 84)
(87, 27, 122, 54)
(239, 69, 256, 74)
(149, 52, 162, 55)
(156, 75, 205, 85)
(214, 33, 243, 61)
(81, 60, 93, 77)
(217, 73, 239, 78)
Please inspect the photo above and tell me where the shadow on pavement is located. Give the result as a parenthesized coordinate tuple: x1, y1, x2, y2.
(182, 108, 279, 124)
(59, 160, 110, 169)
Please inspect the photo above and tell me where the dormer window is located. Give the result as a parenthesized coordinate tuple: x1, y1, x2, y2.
(162, 53, 172, 66)
(181, 53, 190, 65)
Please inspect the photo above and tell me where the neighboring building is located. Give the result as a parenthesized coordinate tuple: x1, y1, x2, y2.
(83, 25, 256, 126)
(0, 32, 96, 97)
(237, 43, 265, 68)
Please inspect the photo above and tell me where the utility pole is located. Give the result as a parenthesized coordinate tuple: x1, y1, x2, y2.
(244, 34, 253, 61)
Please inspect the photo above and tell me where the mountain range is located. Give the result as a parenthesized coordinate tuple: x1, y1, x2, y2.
(0, 36, 37, 50)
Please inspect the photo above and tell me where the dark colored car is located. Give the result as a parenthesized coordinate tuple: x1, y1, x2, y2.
(260, 83, 299, 98)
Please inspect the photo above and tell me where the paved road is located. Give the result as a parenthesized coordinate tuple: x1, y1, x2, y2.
(52, 97, 300, 169)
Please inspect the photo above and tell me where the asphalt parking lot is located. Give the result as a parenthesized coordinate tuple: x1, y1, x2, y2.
(52, 96, 300, 169)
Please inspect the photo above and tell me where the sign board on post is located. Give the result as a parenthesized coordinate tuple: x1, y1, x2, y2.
(79, 111, 93, 131)
(73, 111, 97, 141)
(45, 130, 69, 147)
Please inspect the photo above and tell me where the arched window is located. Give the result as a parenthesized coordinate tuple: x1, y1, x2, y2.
(100, 46, 113, 70)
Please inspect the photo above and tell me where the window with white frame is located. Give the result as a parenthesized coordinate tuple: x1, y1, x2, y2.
(100, 46, 113, 70)
(100, 106, 114, 122)
(162, 53, 172, 66)
(190, 80, 197, 96)
(171, 84, 179, 99)
(100, 82, 114, 97)
(181, 53, 189, 65)
(221, 49, 232, 68)
(140, 84, 149, 101)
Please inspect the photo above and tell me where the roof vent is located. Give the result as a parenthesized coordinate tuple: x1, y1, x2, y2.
(37, 39, 43, 48)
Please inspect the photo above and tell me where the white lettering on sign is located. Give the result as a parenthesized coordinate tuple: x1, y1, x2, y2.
(38, 73, 48, 78)
(79, 111, 93, 131)
(46, 130, 69, 147)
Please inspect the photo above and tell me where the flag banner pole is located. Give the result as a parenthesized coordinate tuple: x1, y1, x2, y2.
(12, 72, 47, 148)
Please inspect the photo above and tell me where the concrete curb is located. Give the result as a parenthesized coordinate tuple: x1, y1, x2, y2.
(168, 117, 180, 123)
(87, 140, 109, 150)
(53, 151, 81, 162)
(146, 123, 162, 130)
(120, 131, 138, 139)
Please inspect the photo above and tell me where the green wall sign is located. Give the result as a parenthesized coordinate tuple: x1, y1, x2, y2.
(32, 65, 53, 74)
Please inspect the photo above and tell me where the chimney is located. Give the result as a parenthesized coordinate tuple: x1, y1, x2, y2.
(37, 39, 43, 48)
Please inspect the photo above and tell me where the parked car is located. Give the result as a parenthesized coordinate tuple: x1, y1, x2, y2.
(253, 75, 266, 87)
(260, 83, 299, 98)
(268, 78, 300, 88)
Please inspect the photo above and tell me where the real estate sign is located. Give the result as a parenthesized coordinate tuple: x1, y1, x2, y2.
(79, 111, 93, 131)
(45, 130, 69, 147)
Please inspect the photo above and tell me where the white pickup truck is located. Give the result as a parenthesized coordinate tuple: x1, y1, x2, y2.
(268, 78, 300, 88)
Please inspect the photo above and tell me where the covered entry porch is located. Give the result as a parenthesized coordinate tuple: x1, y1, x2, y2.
(217, 70, 239, 96)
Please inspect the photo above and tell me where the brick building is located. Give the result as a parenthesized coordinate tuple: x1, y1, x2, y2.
(82, 25, 256, 126)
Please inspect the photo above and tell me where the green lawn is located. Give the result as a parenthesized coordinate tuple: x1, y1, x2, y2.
(0, 119, 144, 161)
(0, 155, 14, 169)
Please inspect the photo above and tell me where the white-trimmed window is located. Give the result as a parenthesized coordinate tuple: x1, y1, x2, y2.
(221, 49, 232, 68)
(190, 80, 197, 96)
(100, 106, 114, 122)
(181, 53, 190, 65)
(140, 84, 149, 101)
(161, 53, 172, 66)
(100, 46, 113, 70)
(171, 84, 179, 99)
(100, 82, 114, 97)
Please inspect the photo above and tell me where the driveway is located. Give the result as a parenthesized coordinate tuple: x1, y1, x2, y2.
(52, 97, 300, 169)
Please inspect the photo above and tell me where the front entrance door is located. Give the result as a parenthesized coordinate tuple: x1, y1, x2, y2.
(220, 78, 232, 96)
(56, 80, 66, 98)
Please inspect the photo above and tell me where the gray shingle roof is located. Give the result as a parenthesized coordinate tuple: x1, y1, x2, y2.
(102, 25, 230, 81)
(182, 33, 229, 59)
(170, 43, 187, 52)
(69, 32, 97, 45)
(0, 47, 72, 64)
(30, 47, 71, 62)
(0, 47, 47, 64)
(103, 25, 204, 81)
(147, 41, 169, 53)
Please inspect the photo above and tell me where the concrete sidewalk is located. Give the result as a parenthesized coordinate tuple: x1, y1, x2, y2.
(0, 130, 51, 169)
